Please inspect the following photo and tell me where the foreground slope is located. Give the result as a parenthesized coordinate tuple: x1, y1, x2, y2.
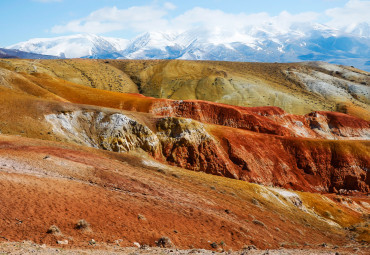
(1, 59, 368, 120)
(0, 134, 369, 251)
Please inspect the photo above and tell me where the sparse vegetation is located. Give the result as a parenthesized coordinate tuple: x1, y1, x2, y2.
(75, 219, 90, 230)
(46, 225, 61, 235)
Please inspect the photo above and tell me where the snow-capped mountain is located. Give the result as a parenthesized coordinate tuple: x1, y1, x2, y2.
(0, 48, 58, 59)
(6, 22, 370, 71)
(7, 34, 128, 58)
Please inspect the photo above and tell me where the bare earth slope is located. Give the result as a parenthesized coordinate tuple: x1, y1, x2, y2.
(0, 135, 369, 252)
(1, 59, 369, 120)
(0, 58, 369, 252)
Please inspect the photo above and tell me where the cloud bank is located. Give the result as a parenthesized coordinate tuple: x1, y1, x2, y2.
(51, 0, 370, 36)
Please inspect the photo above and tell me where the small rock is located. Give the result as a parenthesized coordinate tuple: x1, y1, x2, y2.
(157, 236, 174, 248)
(115, 239, 123, 245)
(140, 244, 150, 250)
(252, 219, 265, 227)
(133, 242, 141, 248)
(56, 240, 68, 245)
(210, 242, 218, 248)
(88, 239, 96, 245)
(138, 214, 146, 220)
(245, 245, 257, 250)
(251, 198, 260, 206)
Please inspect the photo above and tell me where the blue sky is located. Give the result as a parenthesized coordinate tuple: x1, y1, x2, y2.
(1, 0, 369, 46)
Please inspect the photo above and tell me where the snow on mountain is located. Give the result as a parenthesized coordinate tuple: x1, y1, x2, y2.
(7, 34, 128, 58)
(0, 48, 58, 59)
(6, 22, 370, 71)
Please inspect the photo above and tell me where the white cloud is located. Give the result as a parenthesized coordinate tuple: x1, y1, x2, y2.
(50, 1, 369, 36)
(52, 5, 169, 34)
(52, 4, 319, 36)
(325, 0, 370, 30)
(171, 8, 318, 33)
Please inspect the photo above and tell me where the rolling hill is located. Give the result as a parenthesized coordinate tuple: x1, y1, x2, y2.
(0, 58, 369, 253)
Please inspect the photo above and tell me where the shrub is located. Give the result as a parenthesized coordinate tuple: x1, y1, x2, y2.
(47, 225, 61, 235)
(75, 219, 90, 230)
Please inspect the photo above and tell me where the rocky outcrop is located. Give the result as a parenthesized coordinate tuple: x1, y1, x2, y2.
(45, 111, 237, 179)
(45, 111, 161, 156)
(156, 117, 237, 178)
(44, 109, 370, 193)
(150, 100, 370, 140)
(306, 111, 370, 139)
(215, 129, 370, 193)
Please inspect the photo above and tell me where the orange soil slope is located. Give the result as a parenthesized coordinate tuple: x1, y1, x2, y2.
(0, 135, 369, 250)
(0, 77, 368, 193)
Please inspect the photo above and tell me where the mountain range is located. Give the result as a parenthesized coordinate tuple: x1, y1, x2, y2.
(5, 22, 370, 71)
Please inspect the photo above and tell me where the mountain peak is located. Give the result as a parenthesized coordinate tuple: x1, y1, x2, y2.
(6, 34, 128, 58)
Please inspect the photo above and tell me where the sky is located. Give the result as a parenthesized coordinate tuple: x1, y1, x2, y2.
(1, 0, 369, 46)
